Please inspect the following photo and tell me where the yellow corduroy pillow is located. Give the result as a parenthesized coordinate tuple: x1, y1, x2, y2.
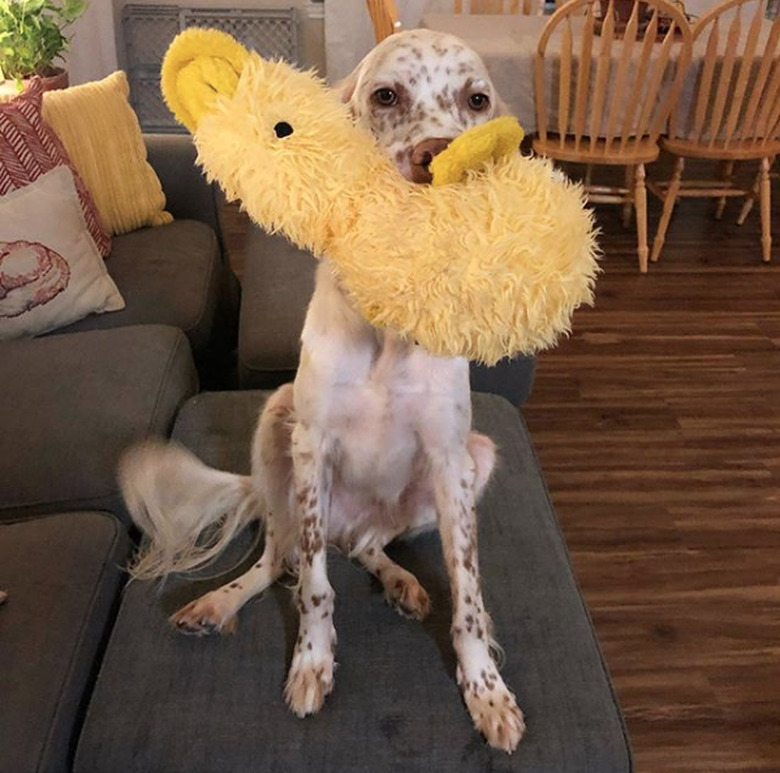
(42, 71, 172, 236)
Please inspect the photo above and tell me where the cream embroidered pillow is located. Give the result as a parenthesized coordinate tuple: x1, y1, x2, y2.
(0, 166, 125, 340)
(42, 71, 173, 236)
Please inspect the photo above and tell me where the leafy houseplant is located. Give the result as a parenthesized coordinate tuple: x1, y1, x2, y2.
(0, 0, 87, 89)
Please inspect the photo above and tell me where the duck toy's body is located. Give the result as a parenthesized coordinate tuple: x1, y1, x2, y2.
(162, 29, 599, 365)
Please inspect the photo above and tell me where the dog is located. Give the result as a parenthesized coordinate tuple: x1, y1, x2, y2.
(120, 29, 524, 753)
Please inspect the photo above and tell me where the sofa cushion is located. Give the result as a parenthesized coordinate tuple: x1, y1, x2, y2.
(238, 229, 314, 388)
(0, 325, 197, 521)
(0, 511, 129, 773)
(74, 391, 631, 772)
(51, 220, 221, 354)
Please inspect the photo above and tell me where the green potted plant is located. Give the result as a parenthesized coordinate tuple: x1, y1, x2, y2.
(0, 0, 87, 96)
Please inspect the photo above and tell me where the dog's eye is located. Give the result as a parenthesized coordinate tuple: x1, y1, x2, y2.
(468, 93, 490, 111)
(274, 122, 294, 138)
(373, 88, 398, 107)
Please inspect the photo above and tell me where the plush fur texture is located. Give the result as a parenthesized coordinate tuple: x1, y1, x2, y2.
(161, 28, 599, 366)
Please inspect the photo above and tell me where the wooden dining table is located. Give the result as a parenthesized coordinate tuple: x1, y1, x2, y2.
(420, 12, 776, 138)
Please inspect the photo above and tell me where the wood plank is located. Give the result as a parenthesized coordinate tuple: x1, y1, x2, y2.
(522, 162, 780, 772)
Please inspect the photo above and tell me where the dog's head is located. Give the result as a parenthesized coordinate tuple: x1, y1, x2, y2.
(339, 29, 506, 183)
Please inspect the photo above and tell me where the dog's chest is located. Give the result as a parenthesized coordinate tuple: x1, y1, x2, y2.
(325, 342, 431, 500)
(297, 265, 470, 502)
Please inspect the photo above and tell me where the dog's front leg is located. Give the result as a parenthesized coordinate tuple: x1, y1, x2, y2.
(432, 447, 525, 753)
(284, 423, 337, 717)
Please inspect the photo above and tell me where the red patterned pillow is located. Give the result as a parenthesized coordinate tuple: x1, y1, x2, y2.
(0, 79, 111, 257)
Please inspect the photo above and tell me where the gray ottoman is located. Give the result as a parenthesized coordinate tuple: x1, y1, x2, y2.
(75, 391, 632, 772)
(0, 511, 129, 773)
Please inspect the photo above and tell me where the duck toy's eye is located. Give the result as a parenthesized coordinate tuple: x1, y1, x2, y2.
(274, 121, 294, 138)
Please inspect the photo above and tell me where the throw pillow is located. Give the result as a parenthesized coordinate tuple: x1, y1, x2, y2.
(0, 79, 112, 257)
(42, 71, 173, 236)
(0, 166, 125, 340)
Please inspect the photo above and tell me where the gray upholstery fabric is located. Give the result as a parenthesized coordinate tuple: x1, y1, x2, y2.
(0, 512, 129, 773)
(238, 225, 537, 404)
(75, 391, 631, 772)
(0, 326, 197, 521)
(238, 228, 314, 389)
(51, 221, 222, 354)
(143, 134, 222, 240)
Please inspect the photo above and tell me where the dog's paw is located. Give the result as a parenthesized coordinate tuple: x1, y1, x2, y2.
(462, 673, 525, 753)
(169, 591, 238, 637)
(284, 652, 334, 717)
(385, 575, 431, 621)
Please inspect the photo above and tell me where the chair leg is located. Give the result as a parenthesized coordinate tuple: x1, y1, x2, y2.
(715, 160, 735, 220)
(738, 167, 760, 226)
(650, 156, 684, 265)
(622, 166, 634, 228)
(634, 163, 649, 273)
(760, 156, 772, 262)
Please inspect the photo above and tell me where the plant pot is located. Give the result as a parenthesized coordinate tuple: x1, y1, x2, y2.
(0, 66, 69, 102)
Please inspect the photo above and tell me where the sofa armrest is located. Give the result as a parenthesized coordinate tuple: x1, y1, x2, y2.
(143, 133, 223, 248)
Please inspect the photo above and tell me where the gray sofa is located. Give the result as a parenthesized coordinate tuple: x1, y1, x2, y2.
(0, 138, 631, 772)
(0, 134, 238, 771)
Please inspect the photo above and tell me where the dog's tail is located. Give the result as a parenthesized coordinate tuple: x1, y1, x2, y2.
(119, 440, 263, 580)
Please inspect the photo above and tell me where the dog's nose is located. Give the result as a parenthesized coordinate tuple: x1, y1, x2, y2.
(410, 138, 453, 184)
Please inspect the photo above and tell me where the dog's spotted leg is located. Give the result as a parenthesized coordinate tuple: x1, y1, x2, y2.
(355, 544, 431, 621)
(431, 443, 525, 754)
(284, 423, 336, 718)
(170, 515, 286, 636)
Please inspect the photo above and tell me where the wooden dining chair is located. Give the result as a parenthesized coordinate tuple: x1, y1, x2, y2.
(649, 0, 780, 264)
(366, 0, 402, 44)
(454, 0, 547, 14)
(533, 0, 693, 272)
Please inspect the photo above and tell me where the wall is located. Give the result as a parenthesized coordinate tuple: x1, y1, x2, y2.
(64, 0, 119, 85)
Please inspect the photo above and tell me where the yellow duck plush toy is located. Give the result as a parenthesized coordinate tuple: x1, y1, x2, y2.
(161, 29, 599, 365)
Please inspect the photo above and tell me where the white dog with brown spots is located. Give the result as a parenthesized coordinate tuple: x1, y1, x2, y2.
(120, 29, 525, 753)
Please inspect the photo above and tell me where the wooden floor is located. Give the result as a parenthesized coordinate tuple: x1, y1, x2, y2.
(522, 190, 780, 773)
(223, 169, 780, 772)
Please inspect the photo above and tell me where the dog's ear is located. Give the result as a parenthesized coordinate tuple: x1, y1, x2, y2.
(161, 28, 250, 133)
(333, 67, 361, 117)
